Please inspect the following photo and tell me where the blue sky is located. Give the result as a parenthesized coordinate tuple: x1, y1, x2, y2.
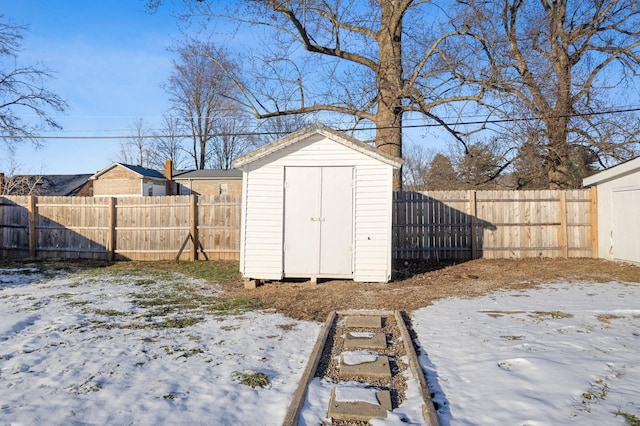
(2, 0, 185, 174)
(1, 0, 450, 176)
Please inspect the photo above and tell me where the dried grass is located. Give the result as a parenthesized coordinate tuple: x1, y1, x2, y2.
(232, 258, 640, 321)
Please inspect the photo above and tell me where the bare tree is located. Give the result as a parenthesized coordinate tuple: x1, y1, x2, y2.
(0, 15, 66, 147)
(402, 143, 434, 192)
(0, 174, 43, 195)
(117, 118, 157, 168)
(446, 0, 640, 188)
(255, 115, 311, 144)
(208, 107, 255, 170)
(165, 40, 238, 169)
(454, 140, 511, 189)
(151, 114, 189, 170)
(150, 1, 487, 189)
(0, 154, 42, 195)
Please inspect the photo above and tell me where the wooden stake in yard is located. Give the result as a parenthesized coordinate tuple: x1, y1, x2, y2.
(190, 194, 198, 261)
(28, 196, 37, 259)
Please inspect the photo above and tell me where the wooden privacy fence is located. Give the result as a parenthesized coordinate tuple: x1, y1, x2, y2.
(1, 189, 597, 262)
(393, 189, 597, 260)
(0, 194, 241, 261)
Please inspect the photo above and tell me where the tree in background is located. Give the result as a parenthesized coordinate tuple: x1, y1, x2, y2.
(0, 174, 42, 195)
(454, 140, 513, 189)
(151, 1, 487, 189)
(208, 107, 254, 169)
(151, 114, 189, 170)
(256, 115, 311, 144)
(0, 155, 42, 195)
(165, 41, 239, 170)
(402, 143, 434, 192)
(0, 15, 66, 148)
(425, 153, 460, 190)
(445, 0, 640, 188)
(117, 118, 157, 168)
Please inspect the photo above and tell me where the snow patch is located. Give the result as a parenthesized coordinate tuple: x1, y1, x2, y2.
(413, 281, 640, 425)
(334, 386, 380, 405)
(341, 350, 378, 365)
(0, 269, 321, 426)
(347, 331, 375, 338)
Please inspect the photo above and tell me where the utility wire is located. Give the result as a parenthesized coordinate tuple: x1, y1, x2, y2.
(4, 106, 640, 140)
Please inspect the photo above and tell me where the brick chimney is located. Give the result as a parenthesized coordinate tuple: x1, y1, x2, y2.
(165, 159, 173, 195)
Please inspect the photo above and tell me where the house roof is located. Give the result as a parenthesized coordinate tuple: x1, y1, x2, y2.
(173, 169, 243, 180)
(3, 174, 92, 196)
(232, 123, 404, 169)
(91, 163, 166, 180)
(583, 156, 640, 187)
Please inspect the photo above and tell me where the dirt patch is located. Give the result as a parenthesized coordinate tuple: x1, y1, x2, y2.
(4, 257, 638, 324)
(234, 258, 640, 322)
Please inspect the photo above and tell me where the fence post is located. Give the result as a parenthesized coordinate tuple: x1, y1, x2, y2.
(469, 190, 477, 259)
(590, 186, 598, 258)
(107, 197, 116, 261)
(190, 194, 198, 261)
(28, 196, 37, 259)
(559, 191, 568, 258)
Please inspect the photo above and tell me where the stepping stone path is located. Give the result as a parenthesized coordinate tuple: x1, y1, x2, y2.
(343, 330, 388, 351)
(327, 313, 394, 423)
(284, 310, 439, 425)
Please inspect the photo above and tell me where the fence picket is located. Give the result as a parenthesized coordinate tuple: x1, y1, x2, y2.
(1, 190, 595, 262)
(391, 189, 594, 260)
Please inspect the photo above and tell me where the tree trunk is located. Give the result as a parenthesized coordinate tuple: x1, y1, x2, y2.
(546, 0, 572, 189)
(199, 137, 206, 170)
(547, 119, 571, 189)
(376, 0, 405, 191)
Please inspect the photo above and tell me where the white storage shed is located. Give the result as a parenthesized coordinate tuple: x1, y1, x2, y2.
(583, 156, 640, 263)
(232, 123, 403, 283)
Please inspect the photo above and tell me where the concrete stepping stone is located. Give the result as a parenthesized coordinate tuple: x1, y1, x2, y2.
(327, 386, 392, 421)
(345, 315, 383, 329)
(343, 331, 387, 350)
(338, 351, 391, 379)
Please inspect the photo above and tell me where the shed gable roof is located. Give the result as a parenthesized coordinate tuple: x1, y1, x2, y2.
(232, 123, 403, 169)
(583, 156, 640, 187)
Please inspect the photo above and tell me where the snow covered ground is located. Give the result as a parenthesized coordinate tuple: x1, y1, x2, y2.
(0, 268, 320, 425)
(414, 281, 640, 426)
(1, 267, 639, 425)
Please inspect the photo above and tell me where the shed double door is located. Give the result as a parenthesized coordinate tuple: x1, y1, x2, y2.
(283, 166, 354, 278)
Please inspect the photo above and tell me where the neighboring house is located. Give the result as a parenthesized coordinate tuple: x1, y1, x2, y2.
(172, 169, 243, 196)
(89, 161, 244, 197)
(583, 156, 640, 264)
(0, 173, 92, 196)
(91, 163, 167, 197)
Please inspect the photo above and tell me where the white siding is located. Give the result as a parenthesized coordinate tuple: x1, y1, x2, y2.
(594, 170, 640, 262)
(239, 134, 396, 282)
(611, 188, 640, 262)
(241, 166, 284, 279)
(353, 165, 394, 282)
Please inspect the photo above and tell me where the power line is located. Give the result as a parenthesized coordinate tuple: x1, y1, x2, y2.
(4, 106, 640, 140)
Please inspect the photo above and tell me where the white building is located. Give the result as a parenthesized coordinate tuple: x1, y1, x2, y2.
(233, 124, 402, 283)
(583, 157, 640, 263)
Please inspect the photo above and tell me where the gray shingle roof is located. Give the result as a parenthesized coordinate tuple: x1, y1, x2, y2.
(4, 174, 92, 196)
(173, 169, 243, 179)
(119, 164, 166, 179)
